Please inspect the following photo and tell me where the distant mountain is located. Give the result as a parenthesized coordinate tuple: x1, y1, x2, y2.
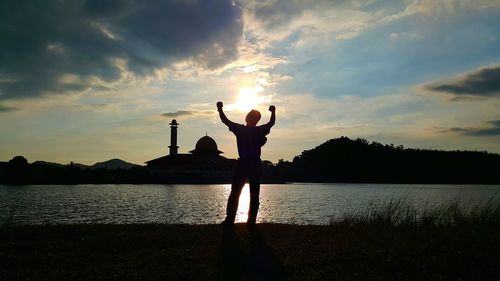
(12, 159, 139, 170)
(73, 163, 91, 169)
(1, 157, 146, 184)
(90, 158, 141, 170)
(33, 160, 89, 169)
(32, 161, 65, 167)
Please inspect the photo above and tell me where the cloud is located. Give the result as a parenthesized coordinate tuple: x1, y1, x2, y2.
(403, 0, 500, 16)
(0, 0, 243, 101)
(71, 103, 117, 113)
(161, 109, 214, 118)
(245, 0, 387, 31)
(0, 104, 17, 112)
(423, 65, 500, 99)
(246, 0, 308, 30)
(436, 120, 500, 136)
(243, 0, 380, 46)
(242, 0, 500, 51)
(161, 110, 194, 118)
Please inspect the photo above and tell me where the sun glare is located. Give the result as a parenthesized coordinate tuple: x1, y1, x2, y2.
(234, 86, 264, 112)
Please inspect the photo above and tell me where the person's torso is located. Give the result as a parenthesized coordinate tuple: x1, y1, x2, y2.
(234, 126, 267, 161)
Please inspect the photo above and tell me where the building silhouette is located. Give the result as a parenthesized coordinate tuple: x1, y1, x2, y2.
(145, 119, 237, 183)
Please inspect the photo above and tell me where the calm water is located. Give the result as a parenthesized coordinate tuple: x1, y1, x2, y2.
(0, 183, 499, 225)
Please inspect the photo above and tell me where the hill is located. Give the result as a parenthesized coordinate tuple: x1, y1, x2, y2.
(33, 161, 90, 169)
(90, 158, 140, 170)
(32, 161, 65, 167)
(281, 137, 500, 183)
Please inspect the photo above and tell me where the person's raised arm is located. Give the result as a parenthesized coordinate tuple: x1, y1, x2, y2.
(264, 105, 276, 129)
(217, 101, 236, 127)
(268, 105, 276, 126)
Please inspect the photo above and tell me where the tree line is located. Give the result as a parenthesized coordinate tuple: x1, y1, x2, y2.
(262, 137, 500, 184)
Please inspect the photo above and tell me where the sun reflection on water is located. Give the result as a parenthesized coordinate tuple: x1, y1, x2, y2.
(235, 184, 251, 223)
(222, 183, 252, 223)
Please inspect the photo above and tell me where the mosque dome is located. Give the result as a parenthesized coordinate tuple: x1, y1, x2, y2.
(190, 135, 223, 155)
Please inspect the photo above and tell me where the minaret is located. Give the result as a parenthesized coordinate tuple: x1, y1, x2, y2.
(169, 119, 179, 155)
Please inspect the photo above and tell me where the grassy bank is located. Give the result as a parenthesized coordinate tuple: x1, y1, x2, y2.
(330, 196, 500, 227)
(1, 200, 499, 281)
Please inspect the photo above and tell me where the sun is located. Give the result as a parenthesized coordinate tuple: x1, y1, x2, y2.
(234, 86, 264, 112)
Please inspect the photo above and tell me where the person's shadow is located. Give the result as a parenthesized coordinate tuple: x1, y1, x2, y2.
(218, 226, 287, 281)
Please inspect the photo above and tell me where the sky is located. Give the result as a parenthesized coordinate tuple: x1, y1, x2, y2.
(0, 0, 499, 165)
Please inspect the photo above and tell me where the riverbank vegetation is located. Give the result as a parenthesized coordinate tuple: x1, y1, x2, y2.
(1, 200, 499, 280)
(329, 195, 500, 227)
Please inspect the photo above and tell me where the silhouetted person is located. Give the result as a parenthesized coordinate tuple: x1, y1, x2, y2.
(217, 101, 276, 225)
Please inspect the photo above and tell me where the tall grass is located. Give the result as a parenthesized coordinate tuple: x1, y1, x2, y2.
(329, 195, 500, 227)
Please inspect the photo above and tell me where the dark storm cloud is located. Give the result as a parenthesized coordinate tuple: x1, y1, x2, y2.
(161, 109, 214, 118)
(425, 65, 500, 98)
(436, 120, 500, 137)
(0, 0, 243, 101)
(471, 127, 500, 136)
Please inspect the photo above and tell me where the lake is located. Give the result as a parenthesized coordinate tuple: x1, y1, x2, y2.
(1, 183, 499, 225)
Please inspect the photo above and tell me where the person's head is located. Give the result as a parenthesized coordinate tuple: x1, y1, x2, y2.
(245, 109, 261, 127)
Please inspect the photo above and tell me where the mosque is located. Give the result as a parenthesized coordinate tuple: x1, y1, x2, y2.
(145, 119, 237, 183)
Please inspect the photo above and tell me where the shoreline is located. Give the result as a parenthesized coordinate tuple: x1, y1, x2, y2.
(4, 181, 500, 185)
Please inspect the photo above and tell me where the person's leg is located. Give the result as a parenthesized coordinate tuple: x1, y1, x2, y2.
(224, 175, 247, 224)
(247, 178, 261, 224)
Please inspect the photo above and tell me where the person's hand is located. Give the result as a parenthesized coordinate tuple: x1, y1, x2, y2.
(217, 101, 223, 110)
(269, 105, 276, 112)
